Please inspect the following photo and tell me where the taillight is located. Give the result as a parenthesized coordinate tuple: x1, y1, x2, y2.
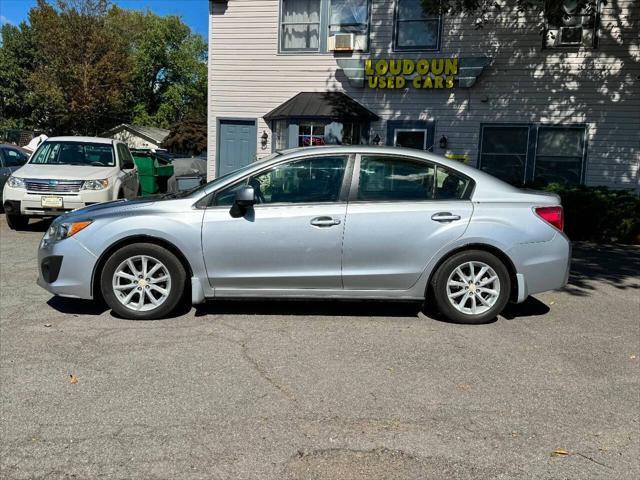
(535, 206, 564, 232)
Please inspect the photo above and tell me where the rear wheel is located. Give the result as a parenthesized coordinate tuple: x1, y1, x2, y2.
(6, 214, 29, 230)
(431, 250, 510, 324)
(101, 243, 186, 320)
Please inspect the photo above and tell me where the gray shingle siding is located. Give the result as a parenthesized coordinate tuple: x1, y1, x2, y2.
(208, 0, 640, 189)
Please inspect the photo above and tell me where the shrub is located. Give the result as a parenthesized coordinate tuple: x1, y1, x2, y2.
(543, 184, 640, 244)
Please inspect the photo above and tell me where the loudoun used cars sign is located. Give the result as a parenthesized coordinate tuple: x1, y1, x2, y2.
(365, 58, 459, 89)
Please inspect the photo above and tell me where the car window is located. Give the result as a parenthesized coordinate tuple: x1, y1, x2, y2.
(434, 165, 473, 200)
(215, 156, 348, 206)
(358, 156, 436, 201)
(358, 156, 472, 201)
(30, 141, 115, 167)
(3, 148, 28, 167)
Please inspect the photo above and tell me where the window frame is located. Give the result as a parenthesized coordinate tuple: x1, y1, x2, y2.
(2, 147, 28, 168)
(210, 152, 355, 208)
(328, 0, 372, 40)
(271, 118, 371, 151)
(387, 120, 435, 152)
(349, 153, 475, 203)
(478, 123, 588, 185)
(392, 0, 443, 52)
(532, 125, 588, 186)
(278, 0, 371, 54)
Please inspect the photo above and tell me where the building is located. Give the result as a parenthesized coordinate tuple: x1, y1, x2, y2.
(103, 124, 170, 150)
(207, 0, 639, 190)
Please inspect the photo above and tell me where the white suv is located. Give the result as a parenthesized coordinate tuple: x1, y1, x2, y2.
(2, 136, 139, 230)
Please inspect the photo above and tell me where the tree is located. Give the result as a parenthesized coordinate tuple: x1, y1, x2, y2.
(161, 116, 207, 156)
(107, 8, 207, 129)
(0, 22, 36, 130)
(0, 0, 207, 136)
(27, 0, 133, 134)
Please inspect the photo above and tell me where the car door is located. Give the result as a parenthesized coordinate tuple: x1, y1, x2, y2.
(201, 154, 351, 291)
(0, 149, 10, 192)
(342, 154, 474, 290)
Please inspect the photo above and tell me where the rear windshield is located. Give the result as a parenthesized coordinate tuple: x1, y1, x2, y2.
(29, 141, 115, 167)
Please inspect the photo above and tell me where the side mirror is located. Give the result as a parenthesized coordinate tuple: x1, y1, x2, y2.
(235, 185, 256, 207)
(229, 185, 256, 218)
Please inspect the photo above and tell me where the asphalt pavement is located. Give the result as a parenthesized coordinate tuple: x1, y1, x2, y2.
(1, 215, 638, 479)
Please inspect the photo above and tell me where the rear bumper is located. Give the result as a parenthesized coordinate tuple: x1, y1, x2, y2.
(37, 236, 97, 299)
(509, 232, 571, 302)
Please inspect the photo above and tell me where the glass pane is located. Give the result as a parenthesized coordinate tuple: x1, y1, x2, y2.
(358, 157, 435, 201)
(434, 166, 472, 200)
(330, 0, 368, 26)
(215, 181, 247, 206)
(3, 149, 27, 167)
(274, 120, 288, 150)
(397, 0, 433, 20)
(396, 20, 439, 49)
(252, 156, 347, 204)
(282, 0, 320, 23)
(479, 154, 526, 184)
(537, 127, 584, 157)
(534, 156, 583, 185)
(481, 126, 529, 154)
(282, 23, 319, 50)
(395, 130, 426, 150)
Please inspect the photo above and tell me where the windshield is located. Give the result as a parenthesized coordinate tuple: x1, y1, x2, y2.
(29, 141, 115, 167)
(165, 153, 281, 199)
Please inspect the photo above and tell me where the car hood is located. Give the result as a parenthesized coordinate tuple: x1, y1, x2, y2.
(65, 198, 156, 218)
(13, 163, 118, 181)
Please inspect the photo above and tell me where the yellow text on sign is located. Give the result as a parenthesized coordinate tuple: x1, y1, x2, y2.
(365, 58, 458, 89)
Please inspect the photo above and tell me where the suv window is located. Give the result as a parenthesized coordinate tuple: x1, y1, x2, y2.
(2, 148, 28, 167)
(216, 156, 348, 206)
(357, 156, 472, 201)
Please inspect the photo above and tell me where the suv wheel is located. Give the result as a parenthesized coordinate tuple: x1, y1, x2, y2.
(431, 250, 511, 324)
(6, 214, 29, 230)
(101, 243, 186, 320)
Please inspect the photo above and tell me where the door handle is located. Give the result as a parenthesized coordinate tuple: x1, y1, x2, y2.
(310, 216, 341, 227)
(431, 212, 461, 222)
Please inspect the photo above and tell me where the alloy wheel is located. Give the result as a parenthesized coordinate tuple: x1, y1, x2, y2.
(445, 261, 501, 315)
(112, 255, 172, 312)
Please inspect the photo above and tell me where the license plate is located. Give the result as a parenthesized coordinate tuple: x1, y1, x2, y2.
(41, 196, 63, 208)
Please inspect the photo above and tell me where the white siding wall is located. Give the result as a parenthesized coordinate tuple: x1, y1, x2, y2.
(208, 0, 640, 189)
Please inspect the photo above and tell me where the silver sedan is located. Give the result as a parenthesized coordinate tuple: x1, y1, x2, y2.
(37, 146, 570, 324)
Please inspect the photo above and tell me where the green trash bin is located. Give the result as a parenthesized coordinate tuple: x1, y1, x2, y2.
(133, 152, 174, 196)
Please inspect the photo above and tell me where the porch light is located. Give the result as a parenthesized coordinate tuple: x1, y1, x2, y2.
(439, 135, 448, 149)
(372, 134, 381, 145)
(261, 131, 269, 149)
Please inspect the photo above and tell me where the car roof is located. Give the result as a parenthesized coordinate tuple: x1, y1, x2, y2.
(44, 136, 115, 145)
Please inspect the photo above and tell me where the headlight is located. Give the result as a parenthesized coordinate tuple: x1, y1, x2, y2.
(46, 220, 92, 241)
(82, 179, 109, 190)
(7, 176, 26, 189)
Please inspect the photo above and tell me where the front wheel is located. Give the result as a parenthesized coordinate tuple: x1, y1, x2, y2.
(6, 213, 29, 230)
(431, 250, 511, 324)
(101, 243, 186, 320)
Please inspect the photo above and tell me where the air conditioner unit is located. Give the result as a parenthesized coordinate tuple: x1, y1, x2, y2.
(559, 26, 583, 44)
(328, 33, 354, 52)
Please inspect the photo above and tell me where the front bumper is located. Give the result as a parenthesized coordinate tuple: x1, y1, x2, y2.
(37, 235, 98, 299)
(509, 232, 572, 302)
(3, 184, 112, 217)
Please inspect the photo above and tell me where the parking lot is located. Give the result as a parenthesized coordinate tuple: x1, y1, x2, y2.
(0, 215, 638, 479)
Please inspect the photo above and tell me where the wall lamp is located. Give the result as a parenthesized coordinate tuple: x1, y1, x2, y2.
(261, 131, 269, 149)
(439, 135, 448, 149)
(372, 134, 381, 145)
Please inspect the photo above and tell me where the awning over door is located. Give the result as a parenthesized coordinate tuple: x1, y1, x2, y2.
(264, 92, 379, 121)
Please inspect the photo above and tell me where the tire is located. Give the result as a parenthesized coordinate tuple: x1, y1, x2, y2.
(101, 243, 187, 320)
(6, 214, 29, 230)
(431, 250, 511, 324)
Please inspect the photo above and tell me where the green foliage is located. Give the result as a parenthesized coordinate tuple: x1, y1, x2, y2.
(544, 183, 640, 244)
(161, 116, 207, 156)
(0, 0, 206, 135)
